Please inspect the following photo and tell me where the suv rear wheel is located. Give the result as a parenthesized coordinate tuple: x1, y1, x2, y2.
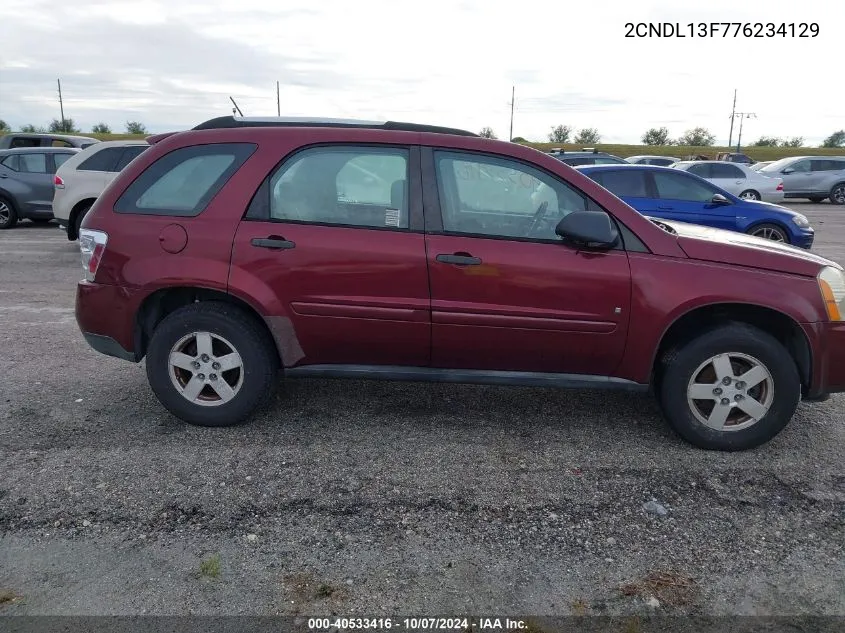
(0, 196, 18, 229)
(830, 183, 845, 206)
(145, 301, 278, 426)
(659, 323, 800, 450)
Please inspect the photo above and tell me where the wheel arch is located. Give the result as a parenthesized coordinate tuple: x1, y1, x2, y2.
(651, 302, 812, 394)
(67, 198, 97, 239)
(742, 218, 793, 241)
(133, 286, 286, 368)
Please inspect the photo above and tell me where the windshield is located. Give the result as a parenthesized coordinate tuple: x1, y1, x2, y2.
(759, 158, 794, 173)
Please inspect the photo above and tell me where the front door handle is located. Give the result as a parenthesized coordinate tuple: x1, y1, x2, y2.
(251, 236, 295, 250)
(436, 253, 482, 266)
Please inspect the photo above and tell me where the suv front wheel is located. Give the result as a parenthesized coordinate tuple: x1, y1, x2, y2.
(659, 323, 800, 450)
(145, 301, 278, 426)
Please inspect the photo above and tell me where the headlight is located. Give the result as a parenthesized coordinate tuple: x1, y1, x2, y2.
(817, 266, 845, 321)
(792, 214, 810, 228)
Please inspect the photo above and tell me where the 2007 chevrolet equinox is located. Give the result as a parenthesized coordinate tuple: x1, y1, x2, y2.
(74, 116, 845, 450)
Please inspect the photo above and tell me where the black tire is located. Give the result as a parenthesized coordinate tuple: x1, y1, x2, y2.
(0, 195, 18, 229)
(829, 183, 845, 206)
(808, 196, 826, 203)
(659, 323, 800, 451)
(30, 218, 52, 224)
(72, 202, 93, 239)
(738, 189, 761, 201)
(747, 223, 789, 243)
(145, 301, 278, 427)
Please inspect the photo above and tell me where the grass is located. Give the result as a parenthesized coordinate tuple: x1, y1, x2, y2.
(9, 130, 842, 161)
(198, 553, 221, 579)
(620, 570, 699, 607)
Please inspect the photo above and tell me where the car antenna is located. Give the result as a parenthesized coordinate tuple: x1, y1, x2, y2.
(229, 96, 244, 117)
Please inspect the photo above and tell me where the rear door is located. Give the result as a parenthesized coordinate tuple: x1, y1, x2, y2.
(650, 169, 737, 231)
(229, 144, 431, 368)
(74, 146, 126, 194)
(423, 148, 631, 375)
(708, 163, 747, 196)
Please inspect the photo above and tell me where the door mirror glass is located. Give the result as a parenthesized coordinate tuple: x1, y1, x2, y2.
(555, 211, 619, 249)
(711, 194, 731, 205)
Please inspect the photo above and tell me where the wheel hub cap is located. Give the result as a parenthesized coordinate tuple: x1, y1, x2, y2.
(686, 352, 774, 431)
(751, 227, 785, 242)
(168, 331, 244, 407)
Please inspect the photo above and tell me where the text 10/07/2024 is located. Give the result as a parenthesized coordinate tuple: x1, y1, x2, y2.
(625, 22, 819, 38)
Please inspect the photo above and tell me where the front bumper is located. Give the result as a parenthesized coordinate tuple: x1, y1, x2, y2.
(75, 281, 140, 362)
(802, 321, 845, 399)
(794, 229, 815, 249)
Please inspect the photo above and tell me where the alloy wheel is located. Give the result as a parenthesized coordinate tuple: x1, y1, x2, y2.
(686, 352, 774, 431)
(832, 185, 845, 205)
(168, 331, 244, 406)
(750, 226, 786, 242)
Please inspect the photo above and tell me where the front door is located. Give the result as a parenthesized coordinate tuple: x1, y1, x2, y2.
(423, 148, 631, 375)
(230, 144, 431, 368)
(649, 169, 737, 231)
(781, 159, 813, 194)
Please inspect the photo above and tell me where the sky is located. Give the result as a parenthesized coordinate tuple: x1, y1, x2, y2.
(0, 0, 841, 145)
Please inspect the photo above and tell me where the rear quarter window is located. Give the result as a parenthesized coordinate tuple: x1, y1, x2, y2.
(114, 143, 257, 216)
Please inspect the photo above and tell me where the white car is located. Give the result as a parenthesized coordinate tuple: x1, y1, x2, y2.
(672, 160, 784, 203)
(52, 140, 148, 239)
(625, 154, 681, 166)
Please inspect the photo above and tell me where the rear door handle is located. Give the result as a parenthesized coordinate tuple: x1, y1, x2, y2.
(436, 253, 482, 266)
(251, 237, 295, 250)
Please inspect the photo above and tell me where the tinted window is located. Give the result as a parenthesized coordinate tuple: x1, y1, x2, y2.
(788, 160, 811, 173)
(115, 145, 148, 171)
(269, 146, 409, 229)
(78, 147, 124, 172)
(811, 159, 845, 172)
(592, 169, 648, 197)
(51, 139, 73, 147)
(53, 153, 74, 169)
(561, 157, 593, 166)
(1, 155, 19, 171)
(9, 138, 40, 149)
(593, 157, 625, 164)
(687, 163, 711, 178)
(711, 164, 745, 179)
(648, 158, 675, 166)
(19, 153, 48, 173)
(115, 143, 256, 216)
(435, 150, 592, 240)
(653, 171, 718, 202)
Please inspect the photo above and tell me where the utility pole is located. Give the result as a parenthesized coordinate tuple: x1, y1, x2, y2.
(732, 112, 756, 153)
(727, 89, 736, 147)
(276, 81, 280, 116)
(508, 86, 515, 141)
(57, 78, 65, 127)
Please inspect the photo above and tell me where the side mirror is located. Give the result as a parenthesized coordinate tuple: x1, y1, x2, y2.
(781, 168, 794, 174)
(711, 194, 731, 205)
(555, 211, 619, 249)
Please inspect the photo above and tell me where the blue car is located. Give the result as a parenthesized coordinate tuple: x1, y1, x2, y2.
(576, 164, 814, 249)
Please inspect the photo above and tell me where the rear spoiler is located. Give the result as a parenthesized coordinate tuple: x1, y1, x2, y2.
(145, 132, 178, 144)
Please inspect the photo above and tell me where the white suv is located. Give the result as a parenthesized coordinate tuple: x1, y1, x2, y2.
(53, 140, 148, 239)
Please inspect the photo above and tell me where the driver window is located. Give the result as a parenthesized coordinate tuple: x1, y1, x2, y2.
(434, 150, 590, 240)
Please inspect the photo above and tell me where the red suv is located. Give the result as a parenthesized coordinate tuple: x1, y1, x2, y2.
(75, 116, 845, 451)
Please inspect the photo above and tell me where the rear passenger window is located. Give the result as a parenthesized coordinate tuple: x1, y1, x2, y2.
(594, 169, 648, 197)
(268, 146, 410, 229)
(78, 147, 124, 172)
(1, 155, 19, 171)
(115, 145, 147, 171)
(53, 153, 74, 170)
(114, 143, 256, 216)
(19, 153, 48, 173)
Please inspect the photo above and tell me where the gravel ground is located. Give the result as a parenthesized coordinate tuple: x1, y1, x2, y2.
(1, 203, 844, 617)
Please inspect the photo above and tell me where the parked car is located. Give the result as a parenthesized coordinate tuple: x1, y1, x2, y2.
(548, 148, 627, 166)
(74, 115, 845, 451)
(576, 164, 812, 247)
(671, 160, 784, 202)
(716, 152, 754, 165)
(757, 156, 845, 204)
(0, 133, 99, 150)
(749, 161, 773, 172)
(625, 155, 681, 166)
(53, 140, 149, 239)
(0, 147, 80, 229)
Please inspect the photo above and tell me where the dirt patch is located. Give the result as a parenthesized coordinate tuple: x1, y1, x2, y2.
(620, 570, 699, 607)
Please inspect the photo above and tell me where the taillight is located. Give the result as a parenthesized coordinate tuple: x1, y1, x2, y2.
(79, 229, 108, 282)
(776, 182, 783, 191)
(54, 175, 64, 188)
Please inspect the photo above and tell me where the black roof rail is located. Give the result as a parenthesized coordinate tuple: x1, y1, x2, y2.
(191, 116, 479, 137)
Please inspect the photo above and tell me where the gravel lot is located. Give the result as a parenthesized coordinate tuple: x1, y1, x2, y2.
(1, 203, 844, 617)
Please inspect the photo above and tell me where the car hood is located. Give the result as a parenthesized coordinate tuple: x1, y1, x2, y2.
(646, 217, 840, 277)
(742, 199, 798, 216)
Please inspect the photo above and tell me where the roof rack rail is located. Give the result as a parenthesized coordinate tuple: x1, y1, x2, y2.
(191, 116, 479, 137)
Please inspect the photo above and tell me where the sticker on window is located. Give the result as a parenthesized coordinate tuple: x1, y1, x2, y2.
(385, 208, 400, 227)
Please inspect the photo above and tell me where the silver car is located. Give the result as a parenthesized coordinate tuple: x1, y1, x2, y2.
(672, 160, 784, 203)
(757, 156, 845, 205)
(625, 155, 681, 166)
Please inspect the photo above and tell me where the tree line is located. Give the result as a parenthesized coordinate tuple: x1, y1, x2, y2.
(479, 124, 845, 148)
(0, 119, 149, 135)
